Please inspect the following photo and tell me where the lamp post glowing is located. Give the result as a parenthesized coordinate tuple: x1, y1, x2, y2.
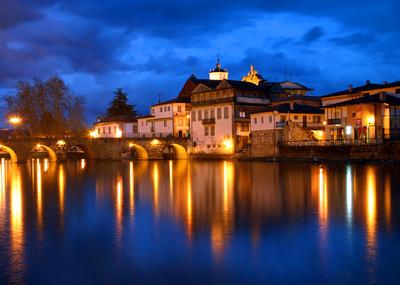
(9, 116, 22, 137)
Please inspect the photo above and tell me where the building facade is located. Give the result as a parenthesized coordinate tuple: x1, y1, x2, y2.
(92, 116, 138, 138)
(137, 98, 190, 138)
(322, 81, 400, 141)
(190, 65, 269, 155)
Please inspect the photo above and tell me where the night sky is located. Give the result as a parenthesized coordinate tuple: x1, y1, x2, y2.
(1, 0, 400, 123)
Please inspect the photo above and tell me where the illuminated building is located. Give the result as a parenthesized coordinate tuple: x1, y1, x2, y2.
(190, 64, 269, 154)
(137, 97, 190, 138)
(91, 115, 138, 138)
(322, 81, 400, 141)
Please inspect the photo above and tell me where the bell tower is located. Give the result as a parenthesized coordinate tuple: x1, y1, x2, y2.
(209, 57, 229, 80)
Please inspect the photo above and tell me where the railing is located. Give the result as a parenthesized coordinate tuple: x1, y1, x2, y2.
(280, 138, 384, 147)
(129, 133, 175, 138)
(202, 118, 216, 125)
(327, 118, 343, 125)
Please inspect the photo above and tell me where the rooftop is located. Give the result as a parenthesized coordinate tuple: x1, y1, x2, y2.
(322, 80, 400, 98)
(323, 92, 400, 108)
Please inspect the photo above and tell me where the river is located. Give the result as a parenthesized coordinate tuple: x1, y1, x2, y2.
(0, 159, 399, 284)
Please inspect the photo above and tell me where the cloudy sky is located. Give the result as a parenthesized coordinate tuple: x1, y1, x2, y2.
(1, 0, 400, 123)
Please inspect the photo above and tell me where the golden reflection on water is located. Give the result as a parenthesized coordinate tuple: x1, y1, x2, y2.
(36, 159, 43, 228)
(0, 158, 6, 232)
(129, 161, 135, 218)
(58, 165, 65, 219)
(384, 173, 391, 230)
(10, 164, 24, 281)
(152, 162, 159, 217)
(318, 167, 328, 242)
(116, 176, 123, 245)
(186, 161, 193, 241)
(346, 165, 353, 225)
(366, 166, 377, 261)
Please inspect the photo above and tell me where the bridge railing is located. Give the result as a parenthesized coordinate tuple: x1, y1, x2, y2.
(279, 138, 385, 147)
(128, 133, 181, 139)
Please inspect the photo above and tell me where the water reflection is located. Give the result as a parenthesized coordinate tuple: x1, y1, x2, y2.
(10, 164, 24, 284)
(0, 160, 399, 284)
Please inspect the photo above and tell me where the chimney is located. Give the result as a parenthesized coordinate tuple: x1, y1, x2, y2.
(348, 84, 353, 93)
(289, 102, 294, 111)
(366, 80, 371, 85)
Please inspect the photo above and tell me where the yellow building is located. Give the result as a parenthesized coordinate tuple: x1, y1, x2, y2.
(322, 86, 400, 142)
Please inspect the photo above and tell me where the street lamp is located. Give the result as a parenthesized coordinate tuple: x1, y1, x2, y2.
(9, 116, 22, 137)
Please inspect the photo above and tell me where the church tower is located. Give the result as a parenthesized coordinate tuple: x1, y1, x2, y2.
(209, 57, 229, 80)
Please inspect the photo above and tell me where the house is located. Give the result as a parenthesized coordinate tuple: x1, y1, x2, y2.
(137, 97, 190, 138)
(190, 64, 269, 154)
(250, 103, 325, 152)
(91, 115, 138, 138)
(322, 80, 400, 141)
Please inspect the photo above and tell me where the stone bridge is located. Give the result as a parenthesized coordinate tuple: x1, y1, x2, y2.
(0, 137, 188, 163)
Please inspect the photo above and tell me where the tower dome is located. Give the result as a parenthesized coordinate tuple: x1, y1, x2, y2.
(209, 57, 229, 80)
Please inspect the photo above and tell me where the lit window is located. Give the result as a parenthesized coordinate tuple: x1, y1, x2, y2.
(239, 111, 246, 118)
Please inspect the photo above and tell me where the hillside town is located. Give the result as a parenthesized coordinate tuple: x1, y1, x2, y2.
(90, 59, 400, 158)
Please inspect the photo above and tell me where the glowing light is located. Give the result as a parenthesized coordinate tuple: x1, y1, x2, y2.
(9, 116, 22, 125)
(36, 144, 41, 149)
(367, 116, 375, 125)
(115, 128, 122, 138)
(129, 143, 134, 148)
(345, 126, 353, 136)
(44, 159, 49, 172)
(89, 130, 97, 138)
(222, 139, 233, 153)
(151, 139, 160, 146)
(322, 121, 327, 126)
(80, 159, 86, 170)
(56, 140, 66, 146)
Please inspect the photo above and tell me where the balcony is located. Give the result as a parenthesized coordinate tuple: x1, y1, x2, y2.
(327, 118, 342, 125)
(202, 118, 216, 125)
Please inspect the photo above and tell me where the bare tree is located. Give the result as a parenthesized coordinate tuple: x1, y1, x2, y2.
(5, 75, 86, 138)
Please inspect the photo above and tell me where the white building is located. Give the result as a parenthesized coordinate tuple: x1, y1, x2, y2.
(137, 97, 190, 138)
(91, 116, 138, 138)
(190, 64, 269, 155)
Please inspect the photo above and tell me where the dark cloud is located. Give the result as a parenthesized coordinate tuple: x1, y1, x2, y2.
(1, 0, 400, 124)
(303, 26, 324, 43)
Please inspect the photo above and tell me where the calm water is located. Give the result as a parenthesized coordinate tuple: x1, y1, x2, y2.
(0, 159, 400, 284)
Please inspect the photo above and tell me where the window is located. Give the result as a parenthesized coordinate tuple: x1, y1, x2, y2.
(160, 107, 163, 112)
(151, 108, 154, 114)
(210, 126, 215, 136)
(164, 106, 168, 112)
(109, 127, 111, 133)
(204, 126, 209, 136)
(192, 110, 196, 121)
(103, 127, 105, 134)
(269, 116, 272, 123)
(224, 106, 229, 119)
(114, 126, 116, 133)
(313, 116, 321, 123)
(198, 110, 202, 120)
(141, 122, 144, 126)
(294, 115, 298, 120)
(254, 117, 257, 124)
(210, 109, 215, 119)
(240, 124, 245, 131)
(178, 106, 182, 112)
(167, 106, 171, 111)
(261, 117, 264, 124)
(204, 110, 209, 119)
(352, 111, 356, 118)
(97, 128, 100, 134)
(217, 108, 222, 119)
(245, 124, 249, 131)
(164, 120, 167, 127)
(239, 111, 246, 118)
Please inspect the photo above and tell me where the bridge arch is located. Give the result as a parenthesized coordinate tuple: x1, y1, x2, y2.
(128, 143, 148, 160)
(0, 144, 18, 163)
(67, 144, 93, 160)
(32, 144, 57, 162)
(167, 143, 187, 160)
